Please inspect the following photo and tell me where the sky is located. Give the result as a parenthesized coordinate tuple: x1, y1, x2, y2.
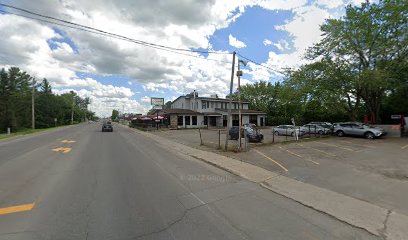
(0, 0, 365, 117)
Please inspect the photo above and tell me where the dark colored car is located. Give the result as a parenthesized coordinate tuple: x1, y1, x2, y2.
(229, 126, 263, 143)
(102, 121, 113, 132)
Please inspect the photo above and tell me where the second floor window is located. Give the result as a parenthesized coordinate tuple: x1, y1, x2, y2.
(202, 101, 206, 109)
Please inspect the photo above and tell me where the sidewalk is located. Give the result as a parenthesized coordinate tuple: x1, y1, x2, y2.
(131, 127, 408, 240)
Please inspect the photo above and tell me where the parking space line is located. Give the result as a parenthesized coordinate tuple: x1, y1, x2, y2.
(279, 146, 320, 165)
(316, 141, 354, 151)
(402, 144, 408, 150)
(0, 203, 35, 215)
(297, 143, 337, 157)
(338, 140, 375, 149)
(253, 149, 288, 172)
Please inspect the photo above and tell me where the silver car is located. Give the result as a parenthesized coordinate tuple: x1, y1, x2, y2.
(333, 122, 386, 139)
(301, 124, 331, 135)
(273, 125, 305, 137)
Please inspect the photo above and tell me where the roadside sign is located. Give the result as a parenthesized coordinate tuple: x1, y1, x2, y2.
(391, 115, 402, 119)
(151, 97, 164, 106)
(153, 105, 162, 109)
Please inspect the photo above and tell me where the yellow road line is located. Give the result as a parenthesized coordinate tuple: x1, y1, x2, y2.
(61, 140, 76, 143)
(317, 142, 354, 151)
(280, 146, 320, 165)
(253, 149, 288, 172)
(52, 147, 72, 153)
(0, 203, 35, 215)
(402, 144, 408, 149)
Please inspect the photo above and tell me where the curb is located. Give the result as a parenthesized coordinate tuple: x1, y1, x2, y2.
(128, 126, 408, 240)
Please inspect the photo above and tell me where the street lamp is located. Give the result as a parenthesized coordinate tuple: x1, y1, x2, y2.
(237, 59, 247, 151)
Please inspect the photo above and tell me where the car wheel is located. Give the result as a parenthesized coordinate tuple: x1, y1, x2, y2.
(365, 132, 375, 139)
(318, 130, 324, 135)
(291, 132, 295, 137)
(336, 130, 344, 137)
(274, 131, 280, 136)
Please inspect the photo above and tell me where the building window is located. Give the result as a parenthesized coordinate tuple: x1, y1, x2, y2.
(202, 101, 206, 109)
(177, 116, 183, 126)
(211, 102, 214, 108)
(207, 102, 210, 108)
(192, 116, 197, 125)
(185, 116, 190, 125)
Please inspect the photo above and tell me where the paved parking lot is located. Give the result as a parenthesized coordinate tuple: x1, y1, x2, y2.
(151, 128, 408, 216)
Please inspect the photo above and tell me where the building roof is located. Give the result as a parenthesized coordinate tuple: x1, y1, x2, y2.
(172, 95, 249, 104)
(160, 108, 203, 115)
(202, 112, 222, 116)
(215, 108, 266, 115)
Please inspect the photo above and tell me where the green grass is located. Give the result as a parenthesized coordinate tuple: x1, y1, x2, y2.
(0, 125, 71, 140)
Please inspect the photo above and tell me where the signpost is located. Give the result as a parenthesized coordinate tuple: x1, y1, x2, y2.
(151, 97, 164, 130)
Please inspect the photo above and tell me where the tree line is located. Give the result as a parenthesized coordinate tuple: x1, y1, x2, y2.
(0, 67, 95, 133)
(238, 0, 407, 125)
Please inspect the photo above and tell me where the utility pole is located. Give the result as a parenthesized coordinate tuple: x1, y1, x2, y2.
(236, 59, 247, 151)
(237, 59, 242, 151)
(71, 92, 74, 125)
(31, 78, 36, 129)
(225, 51, 236, 151)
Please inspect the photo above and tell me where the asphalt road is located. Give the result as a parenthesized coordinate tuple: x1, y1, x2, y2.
(0, 123, 378, 240)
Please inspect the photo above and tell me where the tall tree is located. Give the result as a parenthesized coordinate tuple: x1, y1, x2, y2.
(307, 0, 408, 122)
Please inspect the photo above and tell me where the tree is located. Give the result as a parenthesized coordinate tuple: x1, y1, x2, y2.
(306, 0, 408, 122)
(111, 109, 119, 121)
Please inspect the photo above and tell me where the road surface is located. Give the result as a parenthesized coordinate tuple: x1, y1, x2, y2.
(0, 123, 378, 240)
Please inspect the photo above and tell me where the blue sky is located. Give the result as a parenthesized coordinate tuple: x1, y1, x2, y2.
(0, 0, 358, 116)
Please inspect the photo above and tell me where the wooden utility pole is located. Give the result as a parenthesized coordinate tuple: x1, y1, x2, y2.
(71, 92, 74, 125)
(225, 51, 236, 151)
(31, 78, 36, 129)
(237, 59, 242, 151)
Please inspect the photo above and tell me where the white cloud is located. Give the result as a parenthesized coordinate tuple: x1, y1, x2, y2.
(315, 0, 344, 9)
(228, 34, 247, 48)
(272, 39, 290, 51)
(127, 81, 132, 85)
(263, 39, 272, 46)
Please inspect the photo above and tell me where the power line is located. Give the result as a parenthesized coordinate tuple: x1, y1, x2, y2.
(236, 52, 286, 75)
(0, 8, 232, 64)
(0, 3, 230, 55)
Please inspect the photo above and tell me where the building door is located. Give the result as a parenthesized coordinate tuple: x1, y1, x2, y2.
(209, 116, 216, 126)
(204, 116, 208, 125)
(223, 115, 227, 127)
(260, 117, 264, 126)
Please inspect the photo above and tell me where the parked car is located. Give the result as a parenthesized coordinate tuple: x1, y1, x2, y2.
(333, 122, 386, 139)
(309, 122, 333, 131)
(102, 121, 113, 132)
(273, 125, 305, 137)
(301, 124, 331, 135)
(229, 126, 263, 142)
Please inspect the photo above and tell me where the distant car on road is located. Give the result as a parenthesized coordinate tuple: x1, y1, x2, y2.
(229, 126, 263, 142)
(301, 124, 331, 135)
(333, 122, 385, 139)
(102, 121, 113, 132)
(273, 125, 305, 137)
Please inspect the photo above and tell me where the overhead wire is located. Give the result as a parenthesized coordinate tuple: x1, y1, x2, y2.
(236, 52, 286, 75)
(0, 4, 283, 75)
(0, 9, 234, 64)
(0, 3, 227, 55)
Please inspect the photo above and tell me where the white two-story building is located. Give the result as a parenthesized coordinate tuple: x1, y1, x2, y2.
(160, 91, 266, 129)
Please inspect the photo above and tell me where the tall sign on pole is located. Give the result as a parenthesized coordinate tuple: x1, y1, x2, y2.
(151, 97, 164, 130)
(225, 51, 236, 151)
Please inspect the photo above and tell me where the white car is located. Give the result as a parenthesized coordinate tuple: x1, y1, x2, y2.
(273, 125, 305, 137)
